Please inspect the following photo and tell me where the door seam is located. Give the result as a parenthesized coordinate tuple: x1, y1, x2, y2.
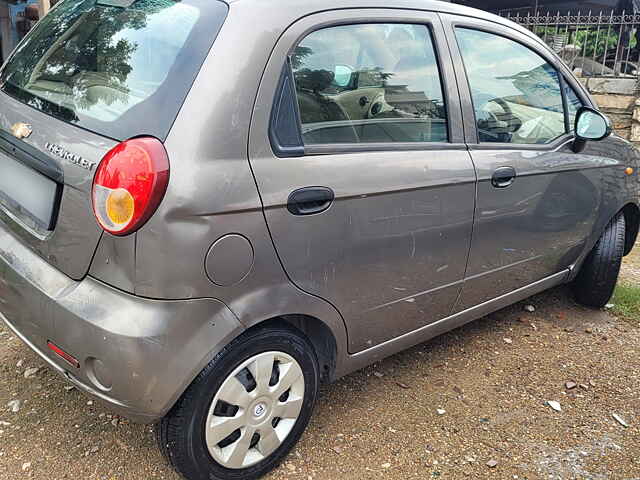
(438, 12, 478, 314)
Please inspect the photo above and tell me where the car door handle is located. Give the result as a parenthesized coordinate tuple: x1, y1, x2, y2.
(287, 187, 334, 215)
(491, 166, 516, 188)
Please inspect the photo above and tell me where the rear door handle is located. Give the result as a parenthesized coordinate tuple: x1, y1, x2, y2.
(287, 187, 334, 215)
(491, 166, 516, 188)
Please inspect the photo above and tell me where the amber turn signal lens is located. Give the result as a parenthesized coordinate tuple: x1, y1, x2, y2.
(625, 167, 634, 176)
(106, 188, 135, 225)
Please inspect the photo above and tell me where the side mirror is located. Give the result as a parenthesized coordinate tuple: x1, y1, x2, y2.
(333, 65, 354, 88)
(573, 106, 612, 153)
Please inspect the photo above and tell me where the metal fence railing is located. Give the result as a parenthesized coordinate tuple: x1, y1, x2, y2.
(502, 11, 640, 77)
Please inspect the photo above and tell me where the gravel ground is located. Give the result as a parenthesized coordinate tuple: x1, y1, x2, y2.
(620, 239, 640, 285)
(1, 252, 639, 480)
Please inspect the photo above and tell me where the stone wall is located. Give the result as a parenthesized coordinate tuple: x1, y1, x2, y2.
(579, 77, 640, 144)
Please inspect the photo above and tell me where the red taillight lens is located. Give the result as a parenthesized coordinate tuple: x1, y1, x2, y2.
(92, 137, 169, 236)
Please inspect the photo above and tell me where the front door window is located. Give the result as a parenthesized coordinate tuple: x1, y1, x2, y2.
(456, 28, 570, 144)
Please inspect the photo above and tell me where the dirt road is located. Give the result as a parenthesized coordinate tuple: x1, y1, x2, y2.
(1, 256, 639, 480)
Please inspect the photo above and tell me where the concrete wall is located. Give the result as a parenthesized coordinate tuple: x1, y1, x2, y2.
(580, 77, 640, 144)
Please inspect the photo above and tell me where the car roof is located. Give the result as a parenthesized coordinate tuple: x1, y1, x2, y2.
(224, 0, 540, 44)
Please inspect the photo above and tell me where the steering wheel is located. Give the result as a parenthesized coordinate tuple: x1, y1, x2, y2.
(489, 98, 523, 132)
(475, 95, 523, 143)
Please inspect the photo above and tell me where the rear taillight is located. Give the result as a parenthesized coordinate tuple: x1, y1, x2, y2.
(92, 137, 169, 236)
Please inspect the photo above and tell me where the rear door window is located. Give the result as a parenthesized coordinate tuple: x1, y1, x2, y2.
(291, 23, 448, 145)
(0, 0, 227, 141)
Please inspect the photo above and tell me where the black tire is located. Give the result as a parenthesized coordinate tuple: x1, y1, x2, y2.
(156, 324, 319, 480)
(573, 212, 626, 308)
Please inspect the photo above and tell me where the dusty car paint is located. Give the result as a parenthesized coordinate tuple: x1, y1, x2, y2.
(0, 0, 638, 424)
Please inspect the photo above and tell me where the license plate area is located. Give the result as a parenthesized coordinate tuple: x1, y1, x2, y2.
(0, 153, 61, 231)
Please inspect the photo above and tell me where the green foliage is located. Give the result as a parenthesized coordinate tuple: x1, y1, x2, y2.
(291, 46, 313, 70)
(611, 283, 640, 326)
(532, 25, 637, 59)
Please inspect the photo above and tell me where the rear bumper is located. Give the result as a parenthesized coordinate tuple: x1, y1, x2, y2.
(0, 223, 243, 423)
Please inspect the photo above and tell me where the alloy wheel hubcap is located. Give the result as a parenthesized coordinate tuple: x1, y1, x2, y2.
(205, 351, 305, 469)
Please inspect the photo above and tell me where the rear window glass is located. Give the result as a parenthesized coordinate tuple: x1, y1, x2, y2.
(0, 0, 227, 141)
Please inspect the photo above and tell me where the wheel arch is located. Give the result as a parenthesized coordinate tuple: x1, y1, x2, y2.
(568, 201, 636, 282)
(158, 310, 341, 422)
(245, 314, 338, 384)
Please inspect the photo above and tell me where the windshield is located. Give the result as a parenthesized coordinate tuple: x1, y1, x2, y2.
(0, 0, 227, 140)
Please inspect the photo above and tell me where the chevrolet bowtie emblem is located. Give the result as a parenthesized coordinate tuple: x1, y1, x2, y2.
(10, 122, 32, 140)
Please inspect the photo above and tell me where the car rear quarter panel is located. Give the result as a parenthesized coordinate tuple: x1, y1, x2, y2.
(104, 0, 353, 374)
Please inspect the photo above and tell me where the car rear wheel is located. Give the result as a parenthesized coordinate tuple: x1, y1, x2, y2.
(573, 212, 626, 308)
(157, 325, 319, 480)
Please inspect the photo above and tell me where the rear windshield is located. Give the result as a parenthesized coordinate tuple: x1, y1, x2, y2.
(0, 0, 227, 141)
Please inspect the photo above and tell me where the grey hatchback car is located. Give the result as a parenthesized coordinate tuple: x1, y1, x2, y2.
(0, 0, 638, 478)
